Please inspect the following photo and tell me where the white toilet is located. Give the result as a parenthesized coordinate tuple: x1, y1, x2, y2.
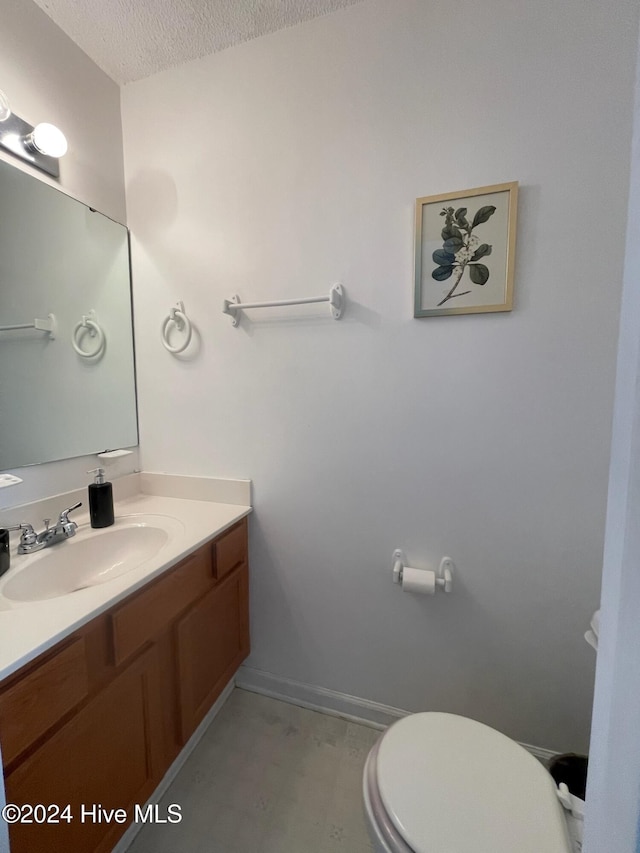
(362, 712, 573, 853)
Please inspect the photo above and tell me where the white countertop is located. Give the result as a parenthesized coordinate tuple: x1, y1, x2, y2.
(0, 490, 251, 681)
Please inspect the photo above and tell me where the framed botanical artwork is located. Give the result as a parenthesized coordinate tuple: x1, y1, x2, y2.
(414, 181, 518, 317)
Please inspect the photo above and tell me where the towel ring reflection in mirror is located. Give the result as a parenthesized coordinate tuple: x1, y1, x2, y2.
(72, 310, 106, 359)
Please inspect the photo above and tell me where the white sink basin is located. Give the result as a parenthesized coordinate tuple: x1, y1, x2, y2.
(1, 514, 185, 602)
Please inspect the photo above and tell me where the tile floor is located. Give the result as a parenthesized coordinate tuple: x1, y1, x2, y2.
(127, 688, 379, 853)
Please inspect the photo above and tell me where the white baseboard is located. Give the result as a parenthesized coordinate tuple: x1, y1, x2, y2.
(236, 666, 409, 730)
(113, 677, 235, 853)
(236, 665, 558, 762)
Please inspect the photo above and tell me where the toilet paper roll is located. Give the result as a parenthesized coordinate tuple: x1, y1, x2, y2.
(402, 566, 436, 595)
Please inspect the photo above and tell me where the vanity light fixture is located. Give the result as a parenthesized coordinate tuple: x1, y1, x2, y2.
(0, 88, 67, 178)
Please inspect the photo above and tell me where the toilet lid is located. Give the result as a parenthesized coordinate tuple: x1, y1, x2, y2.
(375, 713, 572, 853)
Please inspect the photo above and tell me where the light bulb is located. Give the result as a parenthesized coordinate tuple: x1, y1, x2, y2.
(0, 90, 10, 122)
(28, 122, 67, 157)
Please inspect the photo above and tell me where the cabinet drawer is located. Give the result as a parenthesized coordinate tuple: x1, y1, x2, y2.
(0, 639, 89, 766)
(111, 548, 212, 666)
(214, 518, 247, 581)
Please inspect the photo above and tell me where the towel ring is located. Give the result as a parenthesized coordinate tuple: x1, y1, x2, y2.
(161, 301, 192, 354)
(72, 312, 105, 359)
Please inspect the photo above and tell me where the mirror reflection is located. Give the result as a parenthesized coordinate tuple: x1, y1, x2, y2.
(0, 159, 138, 470)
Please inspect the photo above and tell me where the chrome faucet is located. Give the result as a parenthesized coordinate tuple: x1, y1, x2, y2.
(7, 502, 82, 554)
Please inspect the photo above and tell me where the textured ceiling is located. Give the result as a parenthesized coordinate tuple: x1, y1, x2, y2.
(31, 0, 366, 84)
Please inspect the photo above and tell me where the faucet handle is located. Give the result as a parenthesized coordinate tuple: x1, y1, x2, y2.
(8, 523, 37, 546)
(57, 502, 82, 525)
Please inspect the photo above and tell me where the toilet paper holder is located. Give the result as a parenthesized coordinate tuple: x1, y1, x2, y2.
(392, 549, 454, 593)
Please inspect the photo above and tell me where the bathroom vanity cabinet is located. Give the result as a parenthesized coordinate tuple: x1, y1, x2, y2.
(0, 517, 249, 853)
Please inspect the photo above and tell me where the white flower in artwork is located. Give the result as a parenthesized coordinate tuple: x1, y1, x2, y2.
(432, 207, 495, 306)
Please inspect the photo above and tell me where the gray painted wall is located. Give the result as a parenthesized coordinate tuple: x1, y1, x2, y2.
(122, 0, 639, 752)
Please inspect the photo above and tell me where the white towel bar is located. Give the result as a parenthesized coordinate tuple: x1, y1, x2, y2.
(0, 313, 56, 339)
(223, 284, 344, 327)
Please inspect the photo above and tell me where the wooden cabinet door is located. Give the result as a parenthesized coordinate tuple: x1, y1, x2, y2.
(5, 646, 163, 853)
(177, 564, 249, 742)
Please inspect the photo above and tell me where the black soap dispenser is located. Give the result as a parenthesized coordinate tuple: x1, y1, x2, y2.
(88, 467, 114, 528)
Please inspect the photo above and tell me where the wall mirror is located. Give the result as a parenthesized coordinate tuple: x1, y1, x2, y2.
(0, 159, 138, 470)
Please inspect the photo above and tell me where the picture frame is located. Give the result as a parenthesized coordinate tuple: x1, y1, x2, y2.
(414, 181, 518, 317)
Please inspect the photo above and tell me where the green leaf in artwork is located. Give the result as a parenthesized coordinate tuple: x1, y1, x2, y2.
(468, 263, 490, 285)
(432, 265, 454, 281)
(454, 207, 469, 227)
(471, 206, 497, 228)
(470, 243, 492, 261)
(432, 249, 456, 266)
(443, 236, 464, 253)
(441, 224, 462, 241)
